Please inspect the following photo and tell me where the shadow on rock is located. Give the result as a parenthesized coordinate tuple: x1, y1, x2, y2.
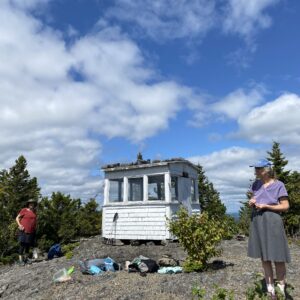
(208, 259, 234, 270)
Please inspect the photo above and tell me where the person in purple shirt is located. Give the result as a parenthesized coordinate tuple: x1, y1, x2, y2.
(248, 159, 290, 299)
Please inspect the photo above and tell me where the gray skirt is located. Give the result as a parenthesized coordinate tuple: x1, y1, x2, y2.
(248, 209, 291, 263)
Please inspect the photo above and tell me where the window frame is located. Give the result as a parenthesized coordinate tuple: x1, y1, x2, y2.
(148, 174, 165, 201)
(109, 178, 124, 203)
(128, 177, 144, 202)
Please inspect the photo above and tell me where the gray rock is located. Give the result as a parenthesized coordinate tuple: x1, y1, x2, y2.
(0, 236, 299, 300)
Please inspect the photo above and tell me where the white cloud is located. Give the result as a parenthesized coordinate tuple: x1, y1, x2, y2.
(223, 0, 280, 41)
(4, 0, 50, 10)
(105, 0, 281, 45)
(0, 1, 195, 201)
(212, 87, 265, 120)
(105, 0, 217, 41)
(186, 87, 265, 128)
(103, 0, 282, 70)
(237, 93, 300, 144)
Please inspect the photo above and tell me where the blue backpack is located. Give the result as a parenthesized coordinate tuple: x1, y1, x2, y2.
(48, 243, 63, 260)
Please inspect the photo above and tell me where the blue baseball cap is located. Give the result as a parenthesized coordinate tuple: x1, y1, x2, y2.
(249, 158, 272, 168)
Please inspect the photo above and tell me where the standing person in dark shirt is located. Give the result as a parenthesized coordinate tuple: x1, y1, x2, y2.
(248, 159, 290, 299)
(16, 199, 37, 265)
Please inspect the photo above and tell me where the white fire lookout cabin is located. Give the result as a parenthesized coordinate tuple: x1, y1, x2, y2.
(101, 157, 200, 242)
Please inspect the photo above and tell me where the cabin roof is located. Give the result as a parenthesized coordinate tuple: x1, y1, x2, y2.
(102, 157, 198, 172)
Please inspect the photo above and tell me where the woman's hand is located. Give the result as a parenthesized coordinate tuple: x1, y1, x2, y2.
(248, 198, 256, 207)
(18, 224, 24, 231)
(254, 203, 267, 211)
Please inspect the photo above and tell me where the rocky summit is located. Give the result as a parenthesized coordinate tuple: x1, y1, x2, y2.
(0, 237, 299, 299)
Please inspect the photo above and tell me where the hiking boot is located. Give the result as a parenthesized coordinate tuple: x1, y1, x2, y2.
(25, 258, 32, 264)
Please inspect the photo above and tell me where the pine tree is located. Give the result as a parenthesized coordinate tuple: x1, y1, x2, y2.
(197, 164, 237, 238)
(267, 141, 290, 183)
(238, 178, 255, 235)
(0, 180, 13, 257)
(37, 192, 80, 246)
(197, 164, 226, 218)
(78, 199, 102, 237)
(284, 171, 300, 236)
(5, 155, 40, 217)
(37, 193, 102, 251)
(238, 198, 252, 236)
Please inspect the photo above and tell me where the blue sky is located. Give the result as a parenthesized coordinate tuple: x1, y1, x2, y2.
(1, 0, 300, 212)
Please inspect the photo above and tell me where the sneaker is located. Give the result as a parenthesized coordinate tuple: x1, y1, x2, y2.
(267, 284, 276, 299)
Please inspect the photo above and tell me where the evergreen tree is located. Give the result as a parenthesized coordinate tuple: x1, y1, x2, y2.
(4, 156, 40, 217)
(37, 192, 80, 248)
(197, 164, 226, 218)
(238, 179, 255, 235)
(37, 193, 102, 251)
(238, 199, 252, 236)
(197, 164, 238, 238)
(78, 199, 102, 237)
(284, 171, 300, 236)
(0, 182, 14, 258)
(197, 164, 210, 212)
(267, 141, 290, 183)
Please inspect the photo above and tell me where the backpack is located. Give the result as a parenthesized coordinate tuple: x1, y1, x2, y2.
(128, 258, 159, 273)
(141, 259, 159, 273)
(47, 244, 63, 260)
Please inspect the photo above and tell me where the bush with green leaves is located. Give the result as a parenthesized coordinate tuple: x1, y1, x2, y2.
(168, 207, 226, 272)
(37, 193, 102, 252)
(192, 284, 234, 300)
(62, 242, 80, 259)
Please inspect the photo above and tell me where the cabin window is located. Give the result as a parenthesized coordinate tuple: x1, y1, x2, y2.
(148, 175, 165, 200)
(191, 178, 197, 202)
(128, 177, 143, 201)
(109, 179, 123, 202)
(171, 176, 178, 201)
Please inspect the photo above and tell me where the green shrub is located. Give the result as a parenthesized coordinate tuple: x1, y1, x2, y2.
(64, 251, 74, 259)
(168, 208, 226, 272)
(37, 235, 54, 252)
(0, 253, 18, 265)
(62, 242, 80, 259)
(222, 215, 239, 240)
(192, 285, 206, 300)
(211, 285, 234, 300)
(192, 284, 234, 300)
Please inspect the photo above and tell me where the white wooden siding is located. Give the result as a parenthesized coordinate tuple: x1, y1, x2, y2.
(103, 205, 171, 240)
